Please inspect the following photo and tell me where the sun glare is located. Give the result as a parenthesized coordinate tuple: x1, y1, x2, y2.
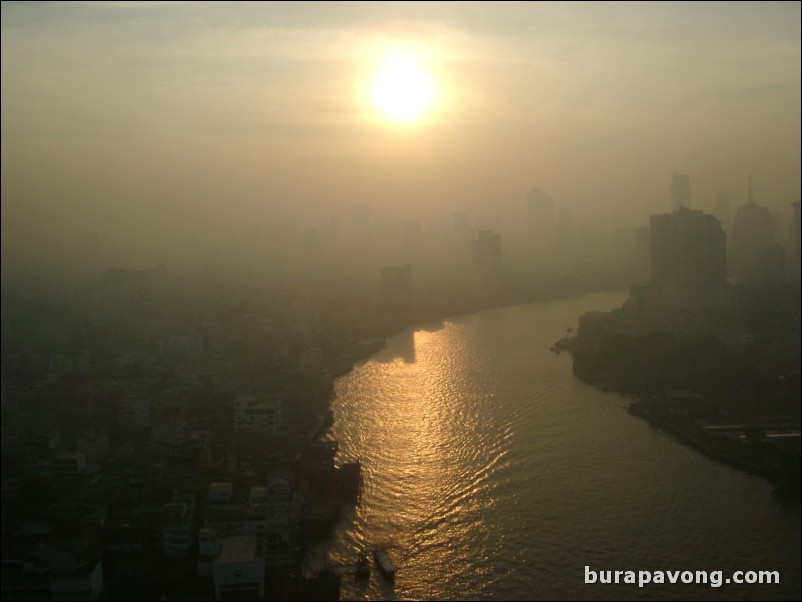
(372, 58, 435, 124)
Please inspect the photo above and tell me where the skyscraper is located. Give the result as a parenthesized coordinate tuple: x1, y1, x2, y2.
(730, 176, 775, 280)
(650, 206, 726, 289)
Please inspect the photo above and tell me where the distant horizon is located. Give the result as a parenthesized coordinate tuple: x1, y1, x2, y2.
(2, 1, 800, 281)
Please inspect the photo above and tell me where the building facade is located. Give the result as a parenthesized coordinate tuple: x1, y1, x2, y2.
(233, 395, 281, 434)
(650, 207, 726, 289)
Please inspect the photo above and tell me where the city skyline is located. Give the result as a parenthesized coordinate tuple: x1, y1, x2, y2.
(2, 2, 800, 281)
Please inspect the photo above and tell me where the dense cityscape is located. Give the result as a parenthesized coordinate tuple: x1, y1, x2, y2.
(2, 3, 799, 600)
(2, 175, 800, 598)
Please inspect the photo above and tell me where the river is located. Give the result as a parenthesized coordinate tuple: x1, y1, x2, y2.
(315, 290, 800, 600)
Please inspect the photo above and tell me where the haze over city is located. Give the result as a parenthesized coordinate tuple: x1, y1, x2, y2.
(1, 3, 800, 601)
(2, 1, 800, 281)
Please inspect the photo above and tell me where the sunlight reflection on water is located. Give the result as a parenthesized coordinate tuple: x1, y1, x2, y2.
(315, 291, 800, 601)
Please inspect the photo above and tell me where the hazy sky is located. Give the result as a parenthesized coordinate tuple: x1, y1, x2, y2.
(2, 1, 800, 265)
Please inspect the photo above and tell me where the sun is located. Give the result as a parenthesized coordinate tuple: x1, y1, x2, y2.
(371, 58, 435, 123)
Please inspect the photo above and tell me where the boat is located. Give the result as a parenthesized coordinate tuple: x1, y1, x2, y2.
(355, 552, 370, 579)
(373, 548, 396, 582)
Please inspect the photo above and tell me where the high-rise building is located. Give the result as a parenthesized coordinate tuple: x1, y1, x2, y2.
(650, 206, 726, 289)
(751, 244, 786, 288)
(633, 225, 651, 281)
(730, 176, 775, 280)
(791, 200, 801, 283)
(671, 173, 691, 210)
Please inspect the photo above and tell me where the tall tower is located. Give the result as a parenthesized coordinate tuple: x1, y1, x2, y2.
(731, 175, 775, 280)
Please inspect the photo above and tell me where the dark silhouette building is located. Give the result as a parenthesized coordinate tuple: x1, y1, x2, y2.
(629, 206, 730, 312)
(751, 243, 786, 288)
(791, 200, 801, 284)
(650, 207, 726, 289)
(730, 177, 775, 281)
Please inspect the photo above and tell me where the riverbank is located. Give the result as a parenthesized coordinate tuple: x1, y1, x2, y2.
(563, 286, 801, 499)
(627, 399, 801, 498)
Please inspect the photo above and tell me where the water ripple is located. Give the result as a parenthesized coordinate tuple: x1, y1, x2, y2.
(323, 292, 801, 601)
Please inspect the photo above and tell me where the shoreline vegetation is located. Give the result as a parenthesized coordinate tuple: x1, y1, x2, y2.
(559, 285, 801, 499)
